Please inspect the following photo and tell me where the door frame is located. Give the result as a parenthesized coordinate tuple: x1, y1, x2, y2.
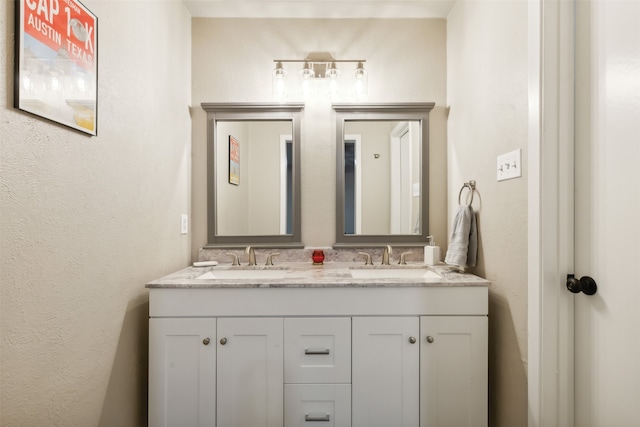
(344, 134, 362, 234)
(280, 134, 293, 234)
(389, 121, 412, 234)
(528, 0, 576, 426)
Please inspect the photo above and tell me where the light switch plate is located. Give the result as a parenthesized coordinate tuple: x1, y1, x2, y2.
(497, 149, 522, 181)
(180, 214, 188, 235)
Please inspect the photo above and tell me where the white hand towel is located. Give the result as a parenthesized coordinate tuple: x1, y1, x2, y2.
(444, 205, 477, 269)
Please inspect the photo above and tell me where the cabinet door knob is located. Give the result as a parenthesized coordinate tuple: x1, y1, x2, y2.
(409, 336, 417, 344)
(220, 337, 228, 345)
(203, 338, 210, 345)
(426, 336, 435, 343)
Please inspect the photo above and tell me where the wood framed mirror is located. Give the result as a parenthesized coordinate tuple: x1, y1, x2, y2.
(334, 103, 435, 246)
(201, 103, 304, 247)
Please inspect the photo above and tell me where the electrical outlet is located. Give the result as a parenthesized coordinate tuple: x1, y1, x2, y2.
(180, 214, 188, 235)
(497, 149, 522, 181)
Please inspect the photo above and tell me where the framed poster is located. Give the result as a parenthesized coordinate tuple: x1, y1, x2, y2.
(229, 135, 240, 185)
(14, 0, 98, 136)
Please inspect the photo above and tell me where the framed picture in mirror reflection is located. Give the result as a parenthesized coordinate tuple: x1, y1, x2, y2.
(229, 135, 240, 185)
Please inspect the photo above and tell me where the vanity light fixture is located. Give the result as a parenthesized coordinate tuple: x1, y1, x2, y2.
(272, 53, 367, 98)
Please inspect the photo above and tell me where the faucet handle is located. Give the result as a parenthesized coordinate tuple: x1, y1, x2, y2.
(398, 252, 411, 265)
(265, 252, 280, 266)
(226, 252, 240, 266)
(358, 252, 373, 266)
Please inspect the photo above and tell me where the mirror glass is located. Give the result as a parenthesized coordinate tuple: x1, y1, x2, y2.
(202, 103, 304, 247)
(334, 103, 435, 246)
(215, 120, 292, 235)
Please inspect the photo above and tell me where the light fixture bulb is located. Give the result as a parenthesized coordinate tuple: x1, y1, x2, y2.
(301, 61, 315, 79)
(273, 62, 287, 99)
(274, 61, 286, 77)
(354, 62, 367, 97)
(327, 62, 340, 79)
(354, 62, 366, 79)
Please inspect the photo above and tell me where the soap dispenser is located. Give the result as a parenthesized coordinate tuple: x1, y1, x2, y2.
(424, 236, 441, 266)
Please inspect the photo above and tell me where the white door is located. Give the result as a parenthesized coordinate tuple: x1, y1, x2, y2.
(573, 0, 640, 425)
(390, 123, 412, 234)
(352, 316, 419, 427)
(216, 317, 284, 427)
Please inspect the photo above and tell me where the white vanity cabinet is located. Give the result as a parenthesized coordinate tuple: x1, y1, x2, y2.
(351, 315, 488, 427)
(147, 283, 488, 427)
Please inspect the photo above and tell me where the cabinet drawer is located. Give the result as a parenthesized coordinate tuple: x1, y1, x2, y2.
(284, 384, 351, 427)
(284, 317, 351, 384)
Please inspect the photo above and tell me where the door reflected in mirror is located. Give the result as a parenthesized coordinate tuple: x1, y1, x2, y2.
(344, 120, 421, 235)
(216, 121, 293, 236)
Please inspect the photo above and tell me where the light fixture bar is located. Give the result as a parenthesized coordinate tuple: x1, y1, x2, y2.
(273, 59, 366, 63)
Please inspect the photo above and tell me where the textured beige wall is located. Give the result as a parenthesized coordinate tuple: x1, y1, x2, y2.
(447, 1, 529, 426)
(191, 18, 448, 254)
(0, 1, 192, 425)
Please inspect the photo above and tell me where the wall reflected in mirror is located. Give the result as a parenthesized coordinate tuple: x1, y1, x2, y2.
(216, 121, 293, 236)
(343, 120, 422, 235)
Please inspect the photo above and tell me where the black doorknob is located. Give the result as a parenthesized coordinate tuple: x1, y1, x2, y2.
(566, 274, 598, 295)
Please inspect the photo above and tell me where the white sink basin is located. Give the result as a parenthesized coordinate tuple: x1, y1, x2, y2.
(196, 269, 288, 280)
(349, 268, 441, 280)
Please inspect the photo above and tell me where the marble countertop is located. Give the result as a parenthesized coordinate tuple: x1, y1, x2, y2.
(146, 262, 490, 289)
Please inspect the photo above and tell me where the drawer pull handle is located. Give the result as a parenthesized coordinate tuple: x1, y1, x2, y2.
(220, 337, 228, 345)
(304, 413, 331, 422)
(203, 338, 210, 345)
(304, 348, 330, 355)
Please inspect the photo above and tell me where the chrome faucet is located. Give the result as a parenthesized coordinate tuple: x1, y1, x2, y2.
(245, 246, 257, 266)
(382, 245, 393, 265)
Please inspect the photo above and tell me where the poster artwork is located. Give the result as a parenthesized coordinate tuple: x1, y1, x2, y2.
(16, 0, 98, 135)
(229, 136, 240, 185)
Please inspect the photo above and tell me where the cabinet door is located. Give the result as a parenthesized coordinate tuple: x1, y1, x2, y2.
(148, 317, 216, 427)
(217, 317, 284, 427)
(352, 316, 420, 427)
(420, 316, 488, 427)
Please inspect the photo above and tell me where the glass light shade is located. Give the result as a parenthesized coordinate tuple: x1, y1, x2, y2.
(273, 62, 286, 98)
(354, 62, 368, 97)
(301, 61, 315, 79)
(327, 62, 340, 79)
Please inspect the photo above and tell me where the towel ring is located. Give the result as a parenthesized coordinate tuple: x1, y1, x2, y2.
(458, 180, 476, 205)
